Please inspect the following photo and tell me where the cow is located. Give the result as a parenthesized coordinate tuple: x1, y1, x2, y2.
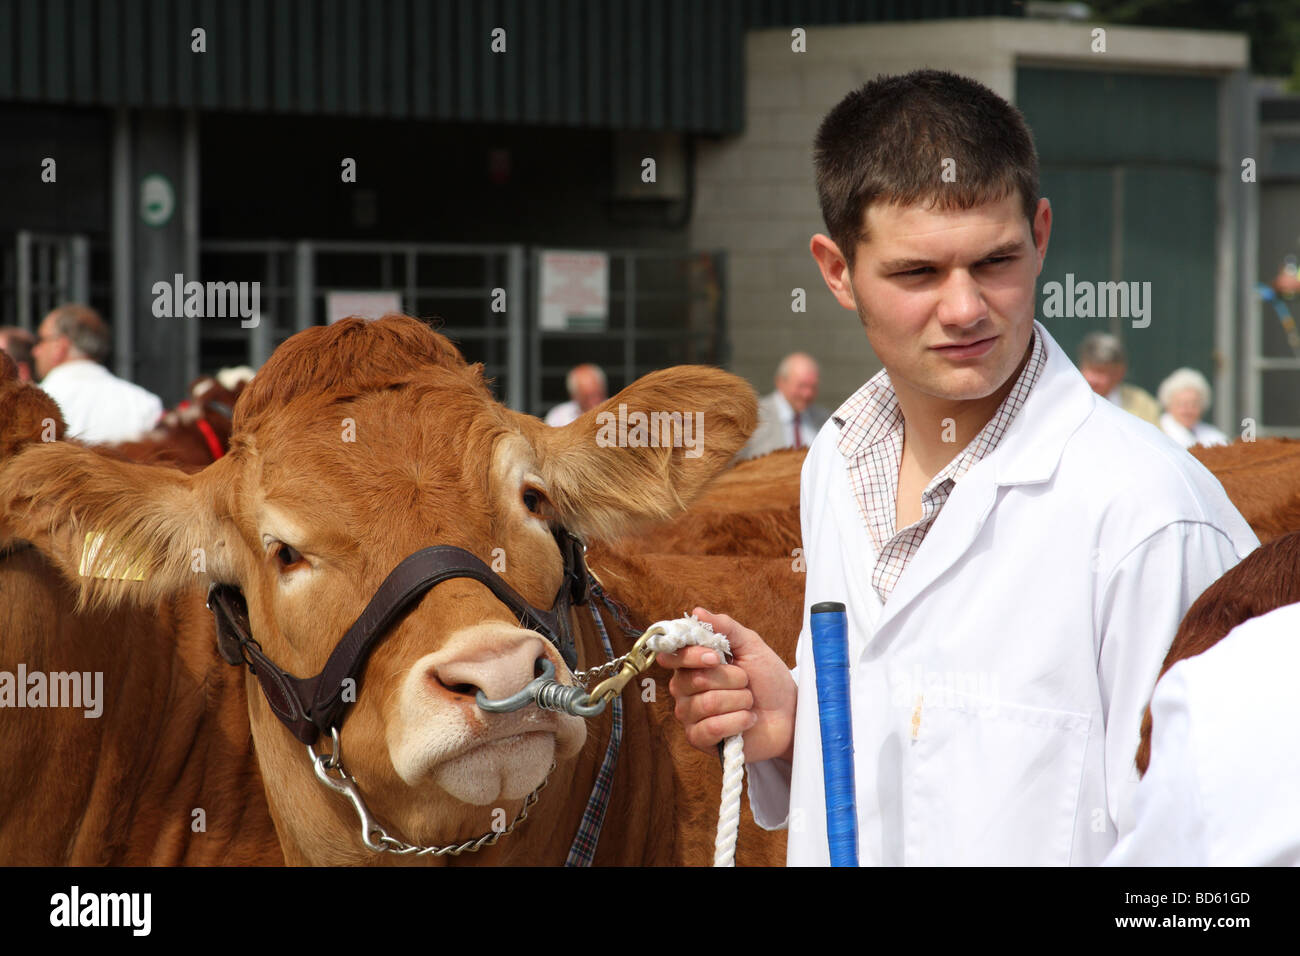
(1189, 438, 1300, 544)
(0, 315, 802, 866)
(616, 449, 804, 559)
(1134, 528, 1300, 776)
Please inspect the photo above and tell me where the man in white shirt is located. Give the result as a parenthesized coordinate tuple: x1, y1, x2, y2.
(33, 304, 164, 444)
(657, 70, 1257, 865)
(738, 353, 830, 460)
(544, 363, 607, 427)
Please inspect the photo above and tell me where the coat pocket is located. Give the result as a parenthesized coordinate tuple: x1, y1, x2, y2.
(905, 691, 1092, 865)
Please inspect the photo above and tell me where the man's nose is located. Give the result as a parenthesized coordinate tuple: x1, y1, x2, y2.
(936, 271, 987, 326)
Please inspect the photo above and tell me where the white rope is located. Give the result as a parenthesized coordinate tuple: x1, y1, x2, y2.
(643, 615, 744, 867)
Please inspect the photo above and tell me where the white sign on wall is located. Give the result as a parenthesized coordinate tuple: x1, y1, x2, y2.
(326, 290, 404, 324)
(539, 251, 609, 332)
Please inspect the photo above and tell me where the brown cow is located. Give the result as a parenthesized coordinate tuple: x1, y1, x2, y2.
(1190, 438, 1300, 544)
(1134, 529, 1300, 776)
(0, 315, 802, 866)
(616, 449, 805, 559)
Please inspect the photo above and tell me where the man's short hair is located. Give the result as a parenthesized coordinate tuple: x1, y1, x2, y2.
(1077, 332, 1127, 368)
(49, 304, 110, 363)
(813, 69, 1040, 269)
(0, 326, 35, 369)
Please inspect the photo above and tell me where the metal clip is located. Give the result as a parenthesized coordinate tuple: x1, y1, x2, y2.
(585, 631, 658, 706)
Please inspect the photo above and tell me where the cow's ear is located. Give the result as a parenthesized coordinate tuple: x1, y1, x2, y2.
(0, 372, 65, 459)
(530, 366, 758, 542)
(0, 443, 241, 609)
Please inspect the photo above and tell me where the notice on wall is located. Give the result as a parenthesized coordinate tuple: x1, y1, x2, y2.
(326, 291, 404, 324)
(539, 251, 608, 332)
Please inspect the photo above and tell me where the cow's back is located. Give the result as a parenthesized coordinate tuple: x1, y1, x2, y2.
(0, 547, 281, 865)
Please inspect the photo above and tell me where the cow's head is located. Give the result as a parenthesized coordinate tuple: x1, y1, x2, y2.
(0, 315, 756, 863)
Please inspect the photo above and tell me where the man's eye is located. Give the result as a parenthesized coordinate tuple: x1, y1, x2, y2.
(981, 256, 1013, 266)
(896, 267, 930, 277)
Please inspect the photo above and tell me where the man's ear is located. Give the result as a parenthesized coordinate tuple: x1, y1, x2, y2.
(523, 366, 758, 542)
(0, 443, 242, 609)
(1031, 197, 1052, 275)
(810, 234, 857, 311)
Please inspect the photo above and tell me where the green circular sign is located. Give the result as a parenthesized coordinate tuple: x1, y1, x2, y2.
(140, 173, 175, 228)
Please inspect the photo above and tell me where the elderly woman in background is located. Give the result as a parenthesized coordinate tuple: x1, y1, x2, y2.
(1158, 368, 1229, 449)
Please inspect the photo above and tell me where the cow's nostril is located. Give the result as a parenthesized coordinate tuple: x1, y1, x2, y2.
(428, 668, 480, 698)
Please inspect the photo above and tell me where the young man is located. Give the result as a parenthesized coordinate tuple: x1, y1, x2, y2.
(659, 70, 1258, 865)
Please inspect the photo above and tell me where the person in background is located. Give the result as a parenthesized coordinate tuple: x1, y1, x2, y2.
(0, 327, 36, 383)
(33, 303, 163, 443)
(1077, 332, 1161, 427)
(738, 352, 830, 460)
(544, 363, 607, 427)
(1157, 367, 1229, 449)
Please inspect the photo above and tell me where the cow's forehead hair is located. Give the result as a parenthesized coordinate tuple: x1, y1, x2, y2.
(225, 390, 540, 560)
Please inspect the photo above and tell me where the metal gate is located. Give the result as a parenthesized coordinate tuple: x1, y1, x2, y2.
(197, 240, 727, 416)
(6, 231, 93, 330)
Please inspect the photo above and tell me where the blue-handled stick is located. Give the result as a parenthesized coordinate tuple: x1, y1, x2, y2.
(811, 601, 857, 867)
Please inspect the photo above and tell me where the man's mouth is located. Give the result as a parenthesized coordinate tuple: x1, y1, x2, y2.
(931, 336, 997, 358)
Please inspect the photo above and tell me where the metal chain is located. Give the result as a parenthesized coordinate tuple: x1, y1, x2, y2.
(571, 585, 643, 685)
(308, 727, 554, 857)
(571, 652, 633, 686)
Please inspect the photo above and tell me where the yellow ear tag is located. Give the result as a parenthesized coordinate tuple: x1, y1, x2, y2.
(78, 531, 147, 581)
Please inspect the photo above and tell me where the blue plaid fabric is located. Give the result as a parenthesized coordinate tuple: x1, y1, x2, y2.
(565, 599, 625, 866)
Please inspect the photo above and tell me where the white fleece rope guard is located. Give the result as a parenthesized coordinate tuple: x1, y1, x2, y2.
(642, 615, 744, 868)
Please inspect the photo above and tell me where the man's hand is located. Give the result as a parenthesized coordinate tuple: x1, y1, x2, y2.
(656, 607, 797, 763)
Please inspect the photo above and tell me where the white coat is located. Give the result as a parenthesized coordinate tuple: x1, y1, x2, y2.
(1104, 600, 1300, 866)
(40, 359, 164, 444)
(747, 321, 1259, 865)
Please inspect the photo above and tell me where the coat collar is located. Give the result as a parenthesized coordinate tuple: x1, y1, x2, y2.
(871, 321, 1097, 631)
(989, 321, 1095, 487)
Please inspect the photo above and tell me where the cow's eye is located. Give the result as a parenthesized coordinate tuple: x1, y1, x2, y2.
(522, 487, 547, 517)
(272, 542, 304, 569)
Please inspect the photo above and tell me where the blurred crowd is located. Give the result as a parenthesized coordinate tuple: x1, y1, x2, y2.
(3, 304, 1232, 456)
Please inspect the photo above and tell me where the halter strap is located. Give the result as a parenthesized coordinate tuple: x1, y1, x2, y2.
(208, 535, 588, 745)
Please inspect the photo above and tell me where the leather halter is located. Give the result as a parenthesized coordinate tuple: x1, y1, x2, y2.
(207, 529, 591, 745)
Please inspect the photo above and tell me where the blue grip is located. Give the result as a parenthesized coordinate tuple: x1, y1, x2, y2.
(810, 601, 857, 867)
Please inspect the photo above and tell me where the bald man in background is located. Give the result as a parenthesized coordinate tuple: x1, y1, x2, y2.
(545, 363, 608, 427)
(739, 352, 829, 460)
